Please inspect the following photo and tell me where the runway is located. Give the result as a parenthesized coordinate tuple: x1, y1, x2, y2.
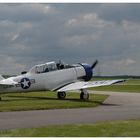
(0, 91, 140, 130)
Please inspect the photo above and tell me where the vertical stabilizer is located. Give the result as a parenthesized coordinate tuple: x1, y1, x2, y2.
(0, 75, 4, 80)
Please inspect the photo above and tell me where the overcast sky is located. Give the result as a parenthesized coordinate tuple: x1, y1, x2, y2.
(0, 3, 140, 75)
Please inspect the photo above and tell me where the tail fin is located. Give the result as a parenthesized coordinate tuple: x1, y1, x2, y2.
(0, 75, 4, 80)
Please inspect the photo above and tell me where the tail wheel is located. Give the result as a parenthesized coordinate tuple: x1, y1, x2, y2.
(57, 92, 66, 99)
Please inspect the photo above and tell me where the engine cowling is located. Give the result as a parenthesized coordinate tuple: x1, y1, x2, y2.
(80, 63, 93, 81)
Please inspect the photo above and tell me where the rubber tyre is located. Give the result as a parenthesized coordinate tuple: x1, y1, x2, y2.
(80, 92, 89, 100)
(57, 92, 66, 99)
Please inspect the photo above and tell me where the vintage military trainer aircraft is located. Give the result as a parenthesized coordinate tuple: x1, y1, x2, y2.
(0, 60, 125, 100)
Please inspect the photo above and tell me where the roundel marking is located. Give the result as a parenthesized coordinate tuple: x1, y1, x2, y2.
(20, 78, 31, 89)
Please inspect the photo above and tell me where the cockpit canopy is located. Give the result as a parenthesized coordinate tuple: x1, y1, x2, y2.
(29, 61, 77, 74)
(29, 61, 57, 74)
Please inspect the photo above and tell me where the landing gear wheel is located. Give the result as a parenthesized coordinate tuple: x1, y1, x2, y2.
(80, 90, 89, 100)
(57, 92, 66, 99)
(0, 97, 1, 101)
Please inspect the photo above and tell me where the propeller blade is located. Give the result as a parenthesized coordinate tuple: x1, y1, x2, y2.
(91, 60, 98, 69)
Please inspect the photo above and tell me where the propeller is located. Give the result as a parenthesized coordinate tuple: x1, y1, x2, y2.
(91, 60, 98, 69)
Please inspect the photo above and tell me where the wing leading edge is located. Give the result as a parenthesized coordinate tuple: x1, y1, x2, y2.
(57, 79, 125, 92)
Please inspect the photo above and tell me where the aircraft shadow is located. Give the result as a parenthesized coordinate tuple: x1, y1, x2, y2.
(100, 103, 120, 106)
(1, 95, 95, 103)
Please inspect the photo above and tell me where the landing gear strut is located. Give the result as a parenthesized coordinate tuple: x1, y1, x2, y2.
(80, 89, 89, 100)
(57, 92, 66, 99)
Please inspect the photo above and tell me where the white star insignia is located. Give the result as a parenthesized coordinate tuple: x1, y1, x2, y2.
(21, 79, 30, 88)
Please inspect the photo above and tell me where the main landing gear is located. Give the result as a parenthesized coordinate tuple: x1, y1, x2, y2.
(80, 89, 89, 100)
(57, 89, 89, 100)
(57, 92, 66, 99)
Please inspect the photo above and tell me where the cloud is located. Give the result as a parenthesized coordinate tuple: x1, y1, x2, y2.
(66, 12, 114, 28)
(97, 4, 140, 23)
(0, 4, 140, 75)
(104, 58, 136, 67)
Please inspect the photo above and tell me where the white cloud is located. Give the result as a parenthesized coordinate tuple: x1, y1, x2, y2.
(43, 5, 57, 14)
(66, 12, 114, 28)
(0, 4, 140, 75)
(11, 33, 19, 41)
(63, 33, 101, 47)
(0, 55, 26, 75)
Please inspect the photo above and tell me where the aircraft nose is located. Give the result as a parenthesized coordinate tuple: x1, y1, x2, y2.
(80, 63, 93, 81)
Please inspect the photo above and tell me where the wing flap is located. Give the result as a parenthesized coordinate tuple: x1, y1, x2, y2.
(57, 79, 125, 92)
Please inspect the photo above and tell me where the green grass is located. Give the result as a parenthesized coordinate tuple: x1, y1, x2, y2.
(124, 79, 140, 85)
(0, 91, 108, 112)
(0, 120, 140, 137)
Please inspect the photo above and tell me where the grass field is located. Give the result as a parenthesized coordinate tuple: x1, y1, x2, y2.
(0, 78, 140, 137)
(0, 120, 140, 137)
(0, 91, 108, 112)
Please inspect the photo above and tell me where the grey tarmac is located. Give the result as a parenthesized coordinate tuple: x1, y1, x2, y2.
(0, 91, 140, 130)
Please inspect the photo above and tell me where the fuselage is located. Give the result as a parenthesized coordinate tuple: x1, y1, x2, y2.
(0, 61, 93, 94)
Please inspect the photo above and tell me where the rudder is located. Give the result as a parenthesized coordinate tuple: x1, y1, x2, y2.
(0, 75, 4, 80)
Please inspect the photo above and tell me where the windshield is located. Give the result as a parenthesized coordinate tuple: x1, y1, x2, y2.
(29, 62, 57, 74)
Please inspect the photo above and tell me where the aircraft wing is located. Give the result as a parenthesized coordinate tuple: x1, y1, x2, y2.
(57, 79, 125, 92)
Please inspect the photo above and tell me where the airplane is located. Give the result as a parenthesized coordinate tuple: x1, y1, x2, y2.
(0, 60, 125, 100)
